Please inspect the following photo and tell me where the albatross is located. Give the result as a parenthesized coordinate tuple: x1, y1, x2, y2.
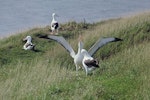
(81, 37, 122, 75)
(48, 35, 122, 75)
(51, 13, 59, 35)
(82, 49, 99, 76)
(23, 36, 35, 50)
(49, 35, 84, 74)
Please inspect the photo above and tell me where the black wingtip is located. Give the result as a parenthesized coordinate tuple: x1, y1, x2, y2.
(37, 34, 49, 39)
(114, 38, 123, 41)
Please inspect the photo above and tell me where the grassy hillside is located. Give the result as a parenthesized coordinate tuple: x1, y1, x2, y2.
(0, 12, 150, 100)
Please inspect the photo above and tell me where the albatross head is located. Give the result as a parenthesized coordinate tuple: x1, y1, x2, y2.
(78, 35, 84, 49)
(81, 49, 92, 58)
(23, 36, 32, 42)
(52, 13, 56, 17)
(78, 35, 83, 41)
(81, 49, 89, 56)
(52, 13, 59, 17)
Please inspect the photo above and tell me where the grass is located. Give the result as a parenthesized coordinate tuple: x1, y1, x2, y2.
(0, 12, 150, 100)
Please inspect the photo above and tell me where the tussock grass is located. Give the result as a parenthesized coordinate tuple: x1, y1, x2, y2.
(0, 12, 150, 100)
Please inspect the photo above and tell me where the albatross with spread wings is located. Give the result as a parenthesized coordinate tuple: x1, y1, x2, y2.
(49, 35, 84, 75)
(48, 35, 122, 75)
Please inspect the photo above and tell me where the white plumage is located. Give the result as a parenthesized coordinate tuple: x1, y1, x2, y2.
(23, 36, 35, 50)
(82, 49, 99, 76)
(48, 35, 84, 74)
(48, 35, 122, 75)
(51, 13, 59, 35)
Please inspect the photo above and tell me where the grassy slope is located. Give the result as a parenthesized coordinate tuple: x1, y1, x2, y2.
(0, 12, 150, 100)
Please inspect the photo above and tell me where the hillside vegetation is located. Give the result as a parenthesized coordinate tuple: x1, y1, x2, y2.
(0, 12, 150, 100)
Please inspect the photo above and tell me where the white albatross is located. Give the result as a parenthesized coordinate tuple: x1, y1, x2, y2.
(48, 35, 122, 75)
(51, 13, 59, 35)
(23, 36, 35, 50)
(48, 35, 84, 74)
(81, 37, 123, 75)
(82, 49, 99, 76)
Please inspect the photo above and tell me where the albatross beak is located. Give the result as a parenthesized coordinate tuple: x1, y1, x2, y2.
(23, 38, 27, 41)
(78, 35, 83, 42)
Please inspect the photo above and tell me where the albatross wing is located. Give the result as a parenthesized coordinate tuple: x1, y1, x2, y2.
(48, 35, 76, 58)
(88, 37, 122, 56)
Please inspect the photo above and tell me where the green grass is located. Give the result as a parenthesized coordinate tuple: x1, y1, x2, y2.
(0, 12, 150, 100)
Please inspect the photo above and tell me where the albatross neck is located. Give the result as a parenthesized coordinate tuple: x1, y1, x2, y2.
(77, 41, 83, 54)
(26, 38, 32, 44)
(52, 15, 56, 22)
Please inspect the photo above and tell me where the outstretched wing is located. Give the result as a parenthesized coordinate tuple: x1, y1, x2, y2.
(48, 35, 76, 58)
(88, 37, 122, 56)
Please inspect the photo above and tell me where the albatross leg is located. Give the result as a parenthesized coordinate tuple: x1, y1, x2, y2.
(55, 29, 59, 35)
(75, 64, 79, 76)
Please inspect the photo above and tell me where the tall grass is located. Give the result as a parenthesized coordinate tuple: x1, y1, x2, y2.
(0, 12, 150, 100)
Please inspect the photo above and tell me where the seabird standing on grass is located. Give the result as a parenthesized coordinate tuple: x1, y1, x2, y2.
(48, 35, 122, 75)
(48, 35, 84, 75)
(82, 49, 99, 76)
(81, 37, 122, 75)
(23, 36, 35, 50)
(48, 36, 122, 74)
(51, 13, 59, 35)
